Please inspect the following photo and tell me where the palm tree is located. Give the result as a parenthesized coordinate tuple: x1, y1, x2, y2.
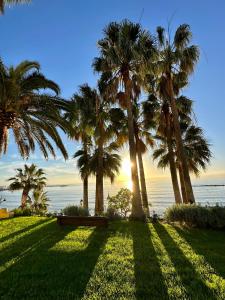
(67, 83, 124, 214)
(0, 59, 68, 159)
(32, 189, 49, 215)
(93, 20, 155, 219)
(8, 164, 46, 208)
(0, 0, 31, 14)
(153, 24, 200, 204)
(143, 92, 195, 204)
(66, 84, 96, 209)
(89, 142, 121, 213)
(94, 82, 125, 215)
(134, 105, 154, 217)
(153, 124, 211, 203)
(73, 144, 91, 209)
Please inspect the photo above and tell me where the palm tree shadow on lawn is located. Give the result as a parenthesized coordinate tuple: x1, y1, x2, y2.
(0, 218, 50, 244)
(130, 221, 168, 299)
(174, 225, 225, 280)
(153, 222, 217, 300)
(0, 220, 109, 300)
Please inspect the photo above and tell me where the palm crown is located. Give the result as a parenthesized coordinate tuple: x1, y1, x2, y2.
(0, 60, 68, 159)
(0, 0, 31, 13)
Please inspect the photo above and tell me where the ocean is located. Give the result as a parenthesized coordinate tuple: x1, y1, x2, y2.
(1, 176, 225, 216)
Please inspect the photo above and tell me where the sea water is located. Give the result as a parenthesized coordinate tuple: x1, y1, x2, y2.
(1, 176, 225, 216)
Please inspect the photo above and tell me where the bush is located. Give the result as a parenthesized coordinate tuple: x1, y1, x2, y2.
(165, 204, 225, 229)
(13, 207, 32, 217)
(104, 207, 122, 220)
(107, 188, 132, 218)
(62, 205, 89, 217)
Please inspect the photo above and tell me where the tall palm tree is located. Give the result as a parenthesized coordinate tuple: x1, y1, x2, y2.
(8, 164, 46, 208)
(0, 59, 68, 159)
(135, 112, 154, 217)
(66, 84, 96, 209)
(93, 20, 155, 219)
(0, 0, 31, 14)
(152, 24, 200, 204)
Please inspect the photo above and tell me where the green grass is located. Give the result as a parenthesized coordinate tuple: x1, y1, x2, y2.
(0, 217, 225, 299)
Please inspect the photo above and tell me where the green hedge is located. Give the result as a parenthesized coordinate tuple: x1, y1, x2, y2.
(62, 205, 89, 217)
(13, 207, 32, 217)
(165, 204, 225, 229)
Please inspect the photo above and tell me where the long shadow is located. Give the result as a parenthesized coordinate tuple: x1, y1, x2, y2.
(175, 226, 225, 280)
(131, 221, 168, 300)
(0, 222, 108, 300)
(154, 222, 217, 300)
(0, 218, 50, 244)
(0, 219, 56, 266)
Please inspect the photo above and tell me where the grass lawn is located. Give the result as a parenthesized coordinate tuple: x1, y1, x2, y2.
(0, 217, 225, 299)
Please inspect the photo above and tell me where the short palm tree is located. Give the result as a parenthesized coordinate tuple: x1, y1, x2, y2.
(73, 144, 92, 209)
(89, 142, 121, 213)
(8, 164, 46, 208)
(0, 59, 68, 159)
(94, 82, 125, 215)
(93, 20, 155, 219)
(32, 189, 49, 215)
(66, 84, 96, 209)
(152, 24, 200, 204)
(153, 124, 211, 203)
(143, 92, 194, 204)
(0, 0, 30, 14)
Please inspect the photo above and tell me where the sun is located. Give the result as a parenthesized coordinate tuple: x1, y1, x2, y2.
(121, 158, 131, 177)
(121, 157, 133, 191)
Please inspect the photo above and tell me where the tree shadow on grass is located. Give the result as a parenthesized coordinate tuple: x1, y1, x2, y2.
(131, 221, 168, 300)
(0, 221, 108, 300)
(174, 226, 225, 280)
(154, 222, 217, 300)
(0, 218, 50, 244)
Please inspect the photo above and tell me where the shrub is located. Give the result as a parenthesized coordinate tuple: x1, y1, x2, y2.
(165, 204, 225, 229)
(104, 207, 122, 220)
(107, 188, 132, 218)
(13, 207, 32, 217)
(62, 205, 89, 217)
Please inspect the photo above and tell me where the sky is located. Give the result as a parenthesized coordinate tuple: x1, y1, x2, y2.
(0, 0, 225, 186)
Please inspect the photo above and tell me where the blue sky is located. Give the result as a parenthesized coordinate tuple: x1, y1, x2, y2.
(0, 0, 225, 185)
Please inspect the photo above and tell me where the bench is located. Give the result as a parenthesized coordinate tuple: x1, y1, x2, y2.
(57, 216, 108, 227)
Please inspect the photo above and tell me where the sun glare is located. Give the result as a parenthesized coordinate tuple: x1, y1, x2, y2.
(121, 158, 133, 191)
(121, 158, 132, 177)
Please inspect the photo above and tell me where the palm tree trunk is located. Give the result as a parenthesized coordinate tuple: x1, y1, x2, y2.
(136, 139, 150, 217)
(167, 133, 182, 204)
(167, 76, 195, 204)
(83, 176, 88, 209)
(21, 189, 29, 209)
(83, 141, 89, 209)
(178, 164, 188, 204)
(96, 138, 104, 214)
(124, 74, 144, 219)
(95, 97, 104, 215)
(0, 125, 8, 155)
(95, 177, 99, 215)
(166, 113, 182, 204)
